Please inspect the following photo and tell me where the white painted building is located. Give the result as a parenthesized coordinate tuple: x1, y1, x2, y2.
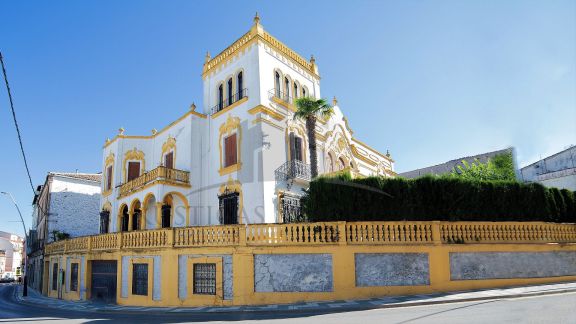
(100, 15, 395, 231)
(27, 172, 102, 291)
(521, 146, 576, 191)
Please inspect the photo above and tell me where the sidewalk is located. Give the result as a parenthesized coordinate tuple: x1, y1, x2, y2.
(15, 282, 576, 314)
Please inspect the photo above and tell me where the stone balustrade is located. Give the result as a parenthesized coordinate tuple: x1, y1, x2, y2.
(44, 221, 576, 255)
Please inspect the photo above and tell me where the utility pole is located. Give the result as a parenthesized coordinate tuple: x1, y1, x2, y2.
(1, 192, 28, 297)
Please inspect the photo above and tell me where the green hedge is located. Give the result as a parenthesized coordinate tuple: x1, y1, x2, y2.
(301, 175, 576, 223)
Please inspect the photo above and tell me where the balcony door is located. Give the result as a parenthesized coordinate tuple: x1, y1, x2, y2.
(127, 161, 140, 181)
(164, 152, 174, 169)
(289, 133, 303, 162)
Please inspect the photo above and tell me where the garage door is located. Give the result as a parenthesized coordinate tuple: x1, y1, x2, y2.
(90, 260, 117, 303)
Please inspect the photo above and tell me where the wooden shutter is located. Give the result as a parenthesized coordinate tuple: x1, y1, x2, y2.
(224, 134, 237, 167)
(106, 165, 113, 190)
(164, 152, 174, 169)
(127, 162, 140, 181)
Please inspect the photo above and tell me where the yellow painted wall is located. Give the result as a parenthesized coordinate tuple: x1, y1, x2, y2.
(42, 221, 576, 307)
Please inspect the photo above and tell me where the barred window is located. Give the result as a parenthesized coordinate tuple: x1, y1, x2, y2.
(193, 263, 216, 295)
(281, 194, 302, 223)
(132, 263, 148, 296)
(52, 263, 58, 291)
(70, 263, 79, 292)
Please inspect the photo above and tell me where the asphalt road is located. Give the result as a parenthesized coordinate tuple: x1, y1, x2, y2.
(1, 283, 575, 323)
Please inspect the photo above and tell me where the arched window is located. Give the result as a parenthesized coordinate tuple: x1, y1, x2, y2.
(328, 154, 334, 172)
(275, 72, 281, 97)
(293, 83, 298, 99)
(302, 87, 307, 98)
(121, 206, 129, 232)
(227, 78, 233, 105)
(237, 72, 243, 99)
(218, 84, 224, 110)
(339, 157, 346, 170)
(284, 77, 290, 100)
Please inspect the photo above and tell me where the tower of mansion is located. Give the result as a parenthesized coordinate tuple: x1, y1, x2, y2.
(99, 15, 395, 232)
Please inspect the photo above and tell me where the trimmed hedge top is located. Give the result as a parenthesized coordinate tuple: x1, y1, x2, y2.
(302, 175, 576, 223)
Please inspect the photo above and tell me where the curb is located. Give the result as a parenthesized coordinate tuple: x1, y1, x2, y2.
(13, 284, 576, 315)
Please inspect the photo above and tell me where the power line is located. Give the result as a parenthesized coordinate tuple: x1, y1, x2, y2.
(0, 51, 35, 194)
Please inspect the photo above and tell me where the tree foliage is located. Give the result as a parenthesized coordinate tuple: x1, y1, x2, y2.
(450, 152, 516, 181)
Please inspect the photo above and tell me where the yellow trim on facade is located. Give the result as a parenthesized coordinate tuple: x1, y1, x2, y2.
(351, 137, 394, 162)
(219, 177, 243, 224)
(202, 20, 318, 80)
(187, 257, 224, 303)
(160, 136, 176, 165)
(271, 95, 296, 112)
(247, 105, 285, 121)
(211, 96, 249, 119)
(117, 179, 191, 201)
(218, 115, 242, 176)
(126, 257, 154, 304)
(103, 109, 206, 149)
(44, 221, 576, 307)
(122, 148, 145, 183)
(251, 117, 284, 131)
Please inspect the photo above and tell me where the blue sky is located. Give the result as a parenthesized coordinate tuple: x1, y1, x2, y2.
(1, 0, 574, 236)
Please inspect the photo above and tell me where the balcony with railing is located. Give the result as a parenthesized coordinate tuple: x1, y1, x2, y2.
(210, 88, 248, 116)
(275, 160, 311, 183)
(268, 89, 295, 110)
(43, 221, 576, 254)
(118, 166, 190, 198)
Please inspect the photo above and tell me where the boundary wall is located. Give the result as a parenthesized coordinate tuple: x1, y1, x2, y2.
(43, 221, 576, 307)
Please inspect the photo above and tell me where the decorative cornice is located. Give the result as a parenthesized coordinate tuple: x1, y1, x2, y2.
(202, 20, 318, 79)
(247, 105, 285, 121)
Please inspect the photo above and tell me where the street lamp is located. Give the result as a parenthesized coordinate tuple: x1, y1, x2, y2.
(1, 191, 28, 297)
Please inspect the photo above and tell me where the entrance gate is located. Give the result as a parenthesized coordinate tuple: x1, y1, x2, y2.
(90, 260, 117, 303)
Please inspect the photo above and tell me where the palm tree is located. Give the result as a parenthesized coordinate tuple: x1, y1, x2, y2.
(293, 97, 334, 178)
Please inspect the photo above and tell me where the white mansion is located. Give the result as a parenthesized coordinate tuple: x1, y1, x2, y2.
(99, 15, 395, 232)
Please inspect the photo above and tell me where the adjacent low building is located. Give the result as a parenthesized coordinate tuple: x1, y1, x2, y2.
(399, 148, 516, 179)
(27, 172, 101, 293)
(520, 146, 576, 191)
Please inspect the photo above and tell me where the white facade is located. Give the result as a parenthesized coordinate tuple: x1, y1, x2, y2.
(521, 146, 576, 191)
(100, 16, 395, 231)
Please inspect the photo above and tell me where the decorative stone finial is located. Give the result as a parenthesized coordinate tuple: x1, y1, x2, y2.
(118, 127, 125, 135)
(105, 138, 110, 144)
(190, 102, 196, 111)
(332, 96, 338, 106)
(205, 51, 211, 63)
(310, 55, 315, 64)
(151, 129, 158, 135)
(386, 150, 391, 158)
(254, 12, 260, 24)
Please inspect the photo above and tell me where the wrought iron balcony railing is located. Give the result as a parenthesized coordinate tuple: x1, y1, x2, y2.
(210, 88, 248, 115)
(118, 166, 190, 198)
(268, 88, 294, 106)
(275, 160, 311, 182)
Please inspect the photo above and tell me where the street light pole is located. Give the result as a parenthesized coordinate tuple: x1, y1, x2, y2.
(1, 191, 28, 297)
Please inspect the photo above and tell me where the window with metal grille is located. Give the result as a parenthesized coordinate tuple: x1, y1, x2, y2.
(281, 194, 302, 223)
(132, 263, 148, 296)
(193, 263, 216, 295)
(219, 191, 239, 224)
(52, 263, 58, 290)
(70, 263, 79, 292)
